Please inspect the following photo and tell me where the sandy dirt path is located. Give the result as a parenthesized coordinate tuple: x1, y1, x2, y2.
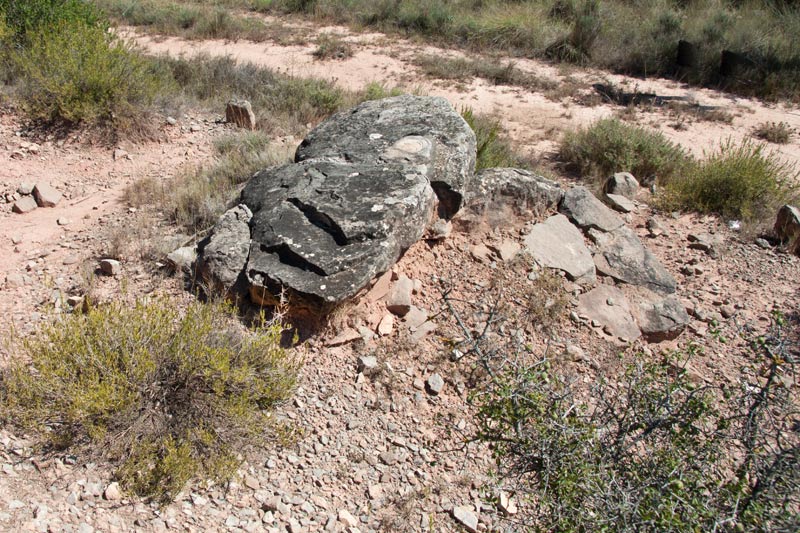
(129, 26, 800, 165)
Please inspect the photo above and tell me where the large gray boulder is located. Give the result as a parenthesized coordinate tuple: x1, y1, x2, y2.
(590, 226, 677, 295)
(296, 95, 476, 217)
(242, 160, 434, 308)
(774, 204, 800, 255)
(196, 96, 476, 311)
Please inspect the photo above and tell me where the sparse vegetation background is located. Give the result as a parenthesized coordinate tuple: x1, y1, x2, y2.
(98, 0, 800, 100)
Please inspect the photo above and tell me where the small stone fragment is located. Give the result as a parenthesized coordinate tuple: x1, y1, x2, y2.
(469, 243, 492, 263)
(226, 99, 257, 130)
(404, 306, 429, 330)
(33, 183, 62, 208)
(377, 314, 394, 336)
(603, 172, 639, 199)
(17, 183, 34, 195)
(452, 506, 479, 533)
(604, 193, 635, 213)
(99, 259, 120, 276)
(427, 219, 452, 240)
(104, 482, 122, 501)
(166, 246, 197, 273)
(12, 196, 37, 214)
(326, 328, 361, 347)
(357, 355, 378, 373)
(338, 510, 358, 528)
(495, 240, 521, 262)
(425, 373, 444, 395)
(386, 276, 414, 316)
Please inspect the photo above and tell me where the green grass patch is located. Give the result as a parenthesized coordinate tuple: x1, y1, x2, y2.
(661, 139, 799, 223)
(0, 299, 300, 502)
(312, 33, 353, 60)
(559, 117, 690, 185)
(462, 107, 532, 171)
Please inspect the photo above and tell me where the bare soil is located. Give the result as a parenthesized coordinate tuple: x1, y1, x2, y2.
(1, 15, 799, 533)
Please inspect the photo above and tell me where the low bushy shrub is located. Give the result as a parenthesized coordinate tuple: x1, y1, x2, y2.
(12, 19, 166, 131)
(559, 117, 691, 185)
(0, 0, 103, 41)
(0, 299, 300, 502)
(661, 139, 799, 222)
(470, 313, 800, 532)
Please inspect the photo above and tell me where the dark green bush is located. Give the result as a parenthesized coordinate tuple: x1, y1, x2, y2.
(559, 117, 691, 185)
(12, 20, 166, 130)
(1, 299, 299, 502)
(661, 139, 799, 222)
(0, 0, 103, 41)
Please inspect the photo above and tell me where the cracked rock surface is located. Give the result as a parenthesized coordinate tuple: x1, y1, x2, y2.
(197, 96, 476, 310)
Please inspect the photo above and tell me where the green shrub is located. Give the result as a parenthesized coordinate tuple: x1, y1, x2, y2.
(0, 299, 299, 502)
(462, 107, 532, 171)
(469, 314, 800, 532)
(559, 117, 691, 185)
(359, 81, 405, 101)
(661, 139, 799, 223)
(0, 0, 103, 41)
(312, 33, 353, 60)
(753, 121, 795, 144)
(12, 20, 166, 130)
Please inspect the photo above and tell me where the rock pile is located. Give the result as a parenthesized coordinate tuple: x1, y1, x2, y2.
(198, 96, 688, 341)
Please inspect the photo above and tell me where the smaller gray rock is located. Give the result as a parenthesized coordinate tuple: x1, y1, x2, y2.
(166, 246, 197, 273)
(195, 204, 253, 297)
(634, 294, 690, 342)
(357, 355, 378, 373)
(604, 193, 635, 213)
(33, 183, 62, 208)
(12, 196, 37, 214)
(386, 276, 414, 316)
(99, 259, 120, 276)
(559, 186, 624, 233)
(452, 506, 479, 533)
(472, 168, 564, 217)
(226, 99, 257, 130)
(104, 482, 122, 501)
(755, 238, 771, 249)
(774, 204, 800, 255)
(523, 214, 595, 283)
(425, 373, 444, 395)
(577, 285, 641, 341)
(17, 183, 34, 195)
(646, 217, 665, 237)
(604, 172, 639, 199)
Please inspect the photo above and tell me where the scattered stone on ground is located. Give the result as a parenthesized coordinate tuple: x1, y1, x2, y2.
(523, 214, 595, 283)
(559, 186, 624, 233)
(32, 183, 62, 208)
(226, 99, 257, 130)
(603, 172, 639, 198)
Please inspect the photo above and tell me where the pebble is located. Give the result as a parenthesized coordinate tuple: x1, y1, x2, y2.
(425, 374, 444, 395)
(103, 482, 122, 501)
(99, 259, 120, 276)
(452, 506, 479, 533)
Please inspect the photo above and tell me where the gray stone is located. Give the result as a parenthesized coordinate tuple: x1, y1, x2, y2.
(452, 506, 479, 533)
(196, 204, 253, 297)
(99, 259, 120, 276)
(166, 246, 197, 273)
(523, 214, 595, 282)
(404, 306, 429, 330)
(226, 99, 257, 130)
(17, 183, 34, 195)
(604, 172, 639, 199)
(295, 95, 476, 218)
(243, 160, 434, 310)
(591, 226, 677, 294)
(104, 482, 122, 501)
(494, 240, 521, 262)
(774, 204, 800, 255)
(559, 186, 624, 233)
(357, 356, 378, 373)
(633, 294, 690, 342)
(604, 193, 635, 213)
(12, 196, 37, 214)
(426, 373, 444, 395)
(471, 168, 563, 217)
(688, 233, 721, 257)
(577, 285, 641, 341)
(386, 276, 414, 316)
(33, 183, 62, 208)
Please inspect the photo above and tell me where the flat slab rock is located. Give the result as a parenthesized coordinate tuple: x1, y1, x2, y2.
(590, 226, 677, 295)
(559, 186, 624, 233)
(524, 214, 596, 282)
(577, 285, 641, 341)
(632, 291, 690, 342)
(471, 167, 563, 217)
